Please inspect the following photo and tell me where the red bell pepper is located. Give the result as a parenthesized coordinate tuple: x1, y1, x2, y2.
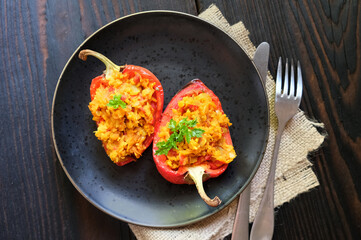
(79, 49, 164, 166)
(152, 79, 234, 207)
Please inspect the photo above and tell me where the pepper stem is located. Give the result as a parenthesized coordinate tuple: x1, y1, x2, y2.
(186, 166, 221, 207)
(78, 49, 123, 72)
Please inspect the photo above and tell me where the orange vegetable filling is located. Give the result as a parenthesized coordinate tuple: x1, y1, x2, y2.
(88, 69, 156, 165)
(158, 92, 236, 170)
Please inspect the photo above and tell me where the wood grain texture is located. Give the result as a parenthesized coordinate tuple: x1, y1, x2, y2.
(198, 0, 361, 239)
(0, 0, 195, 239)
(1, 0, 360, 239)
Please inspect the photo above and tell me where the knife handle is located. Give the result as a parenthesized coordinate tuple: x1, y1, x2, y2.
(231, 185, 251, 240)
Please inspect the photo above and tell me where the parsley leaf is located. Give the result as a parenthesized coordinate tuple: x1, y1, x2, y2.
(107, 94, 127, 109)
(155, 118, 205, 155)
(191, 128, 205, 138)
(155, 141, 171, 155)
(186, 119, 197, 128)
(184, 130, 191, 143)
(168, 119, 177, 130)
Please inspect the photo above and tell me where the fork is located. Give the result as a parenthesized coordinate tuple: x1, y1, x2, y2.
(250, 57, 303, 240)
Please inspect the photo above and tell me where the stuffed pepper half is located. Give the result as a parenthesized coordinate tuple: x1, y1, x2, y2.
(153, 79, 236, 207)
(79, 49, 164, 166)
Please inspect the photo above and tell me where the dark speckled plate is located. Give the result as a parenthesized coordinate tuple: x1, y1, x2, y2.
(51, 11, 269, 227)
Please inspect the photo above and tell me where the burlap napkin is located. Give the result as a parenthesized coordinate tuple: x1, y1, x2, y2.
(129, 4, 326, 239)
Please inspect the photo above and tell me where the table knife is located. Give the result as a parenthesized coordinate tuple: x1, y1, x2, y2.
(231, 42, 269, 240)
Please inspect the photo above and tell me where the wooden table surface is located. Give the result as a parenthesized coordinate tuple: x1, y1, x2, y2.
(1, 0, 360, 239)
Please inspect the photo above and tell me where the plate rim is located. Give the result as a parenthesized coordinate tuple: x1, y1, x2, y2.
(51, 10, 270, 227)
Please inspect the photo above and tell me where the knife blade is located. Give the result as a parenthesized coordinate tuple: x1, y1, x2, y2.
(253, 42, 270, 85)
(231, 42, 269, 240)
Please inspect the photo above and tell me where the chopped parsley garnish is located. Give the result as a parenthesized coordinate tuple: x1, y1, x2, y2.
(155, 118, 205, 155)
(107, 94, 126, 109)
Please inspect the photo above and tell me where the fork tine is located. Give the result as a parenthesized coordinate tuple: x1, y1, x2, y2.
(296, 61, 303, 106)
(283, 58, 289, 95)
(296, 61, 303, 96)
(276, 57, 282, 95)
(289, 60, 295, 97)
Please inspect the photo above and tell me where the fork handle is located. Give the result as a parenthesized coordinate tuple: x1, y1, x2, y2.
(250, 122, 286, 240)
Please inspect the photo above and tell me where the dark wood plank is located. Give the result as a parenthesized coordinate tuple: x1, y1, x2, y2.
(197, 0, 361, 239)
(0, 0, 196, 239)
